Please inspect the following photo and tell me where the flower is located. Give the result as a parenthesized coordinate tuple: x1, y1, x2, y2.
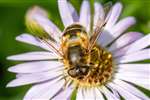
(7, 0, 150, 100)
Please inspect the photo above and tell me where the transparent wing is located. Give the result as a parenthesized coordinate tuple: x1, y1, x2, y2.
(39, 37, 63, 57)
(88, 2, 112, 51)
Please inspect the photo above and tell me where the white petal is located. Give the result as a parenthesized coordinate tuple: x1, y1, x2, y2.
(113, 79, 150, 100)
(99, 17, 136, 47)
(79, 0, 91, 33)
(58, 0, 74, 27)
(115, 49, 150, 63)
(7, 51, 59, 61)
(108, 83, 141, 100)
(116, 70, 149, 80)
(99, 86, 119, 100)
(8, 61, 63, 73)
(106, 85, 120, 99)
(53, 85, 74, 100)
(76, 88, 84, 100)
(6, 68, 62, 87)
(16, 34, 52, 51)
(126, 34, 150, 54)
(34, 15, 61, 42)
(109, 32, 143, 52)
(105, 2, 122, 29)
(23, 78, 65, 100)
(117, 64, 150, 73)
(68, 2, 79, 22)
(95, 88, 105, 100)
(115, 71, 150, 90)
(93, 2, 104, 30)
(16, 73, 25, 78)
(84, 88, 95, 100)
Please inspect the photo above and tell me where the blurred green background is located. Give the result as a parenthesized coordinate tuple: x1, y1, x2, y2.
(0, 0, 150, 100)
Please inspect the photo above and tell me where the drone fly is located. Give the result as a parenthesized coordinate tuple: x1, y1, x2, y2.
(60, 2, 112, 80)
(26, 2, 113, 83)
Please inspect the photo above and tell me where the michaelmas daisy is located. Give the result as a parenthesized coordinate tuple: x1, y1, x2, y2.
(7, 0, 150, 100)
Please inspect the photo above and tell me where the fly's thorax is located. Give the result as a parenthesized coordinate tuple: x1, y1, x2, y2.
(61, 24, 89, 64)
(61, 24, 89, 52)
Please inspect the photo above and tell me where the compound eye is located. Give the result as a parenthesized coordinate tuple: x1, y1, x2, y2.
(68, 67, 79, 77)
(79, 66, 89, 75)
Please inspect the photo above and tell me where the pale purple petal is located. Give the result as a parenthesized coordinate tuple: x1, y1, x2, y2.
(116, 69, 149, 79)
(109, 32, 143, 52)
(68, 2, 79, 22)
(16, 73, 25, 78)
(115, 49, 150, 63)
(76, 88, 84, 100)
(53, 85, 74, 100)
(99, 86, 119, 100)
(113, 79, 150, 100)
(8, 61, 63, 73)
(93, 2, 104, 30)
(105, 2, 122, 29)
(99, 17, 136, 47)
(34, 15, 61, 42)
(7, 51, 59, 61)
(95, 88, 105, 100)
(84, 88, 95, 100)
(114, 71, 150, 90)
(126, 34, 150, 54)
(111, 17, 136, 34)
(79, 0, 91, 33)
(28, 6, 62, 42)
(16, 34, 52, 51)
(113, 45, 130, 57)
(23, 78, 65, 100)
(106, 85, 120, 99)
(113, 34, 150, 57)
(117, 64, 150, 74)
(58, 0, 74, 27)
(6, 68, 63, 87)
(77, 87, 104, 100)
(108, 83, 141, 100)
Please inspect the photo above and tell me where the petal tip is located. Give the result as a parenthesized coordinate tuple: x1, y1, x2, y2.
(6, 81, 16, 88)
(15, 34, 26, 41)
(6, 56, 13, 60)
(7, 67, 14, 72)
(127, 16, 136, 25)
(113, 2, 123, 11)
(115, 2, 123, 7)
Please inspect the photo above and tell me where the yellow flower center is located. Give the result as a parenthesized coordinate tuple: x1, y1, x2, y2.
(63, 45, 113, 88)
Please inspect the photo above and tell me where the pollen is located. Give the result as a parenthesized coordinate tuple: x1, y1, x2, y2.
(78, 46, 113, 87)
(63, 45, 114, 88)
(61, 24, 114, 88)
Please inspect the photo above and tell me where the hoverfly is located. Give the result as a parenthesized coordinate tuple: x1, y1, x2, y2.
(60, 2, 113, 81)
(26, 2, 113, 85)
(61, 22, 106, 80)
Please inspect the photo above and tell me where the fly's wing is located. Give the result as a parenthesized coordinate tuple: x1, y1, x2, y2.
(103, 2, 112, 21)
(41, 38, 63, 56)
(88, 2, 112, 51)
(88, 18, 106, 51)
